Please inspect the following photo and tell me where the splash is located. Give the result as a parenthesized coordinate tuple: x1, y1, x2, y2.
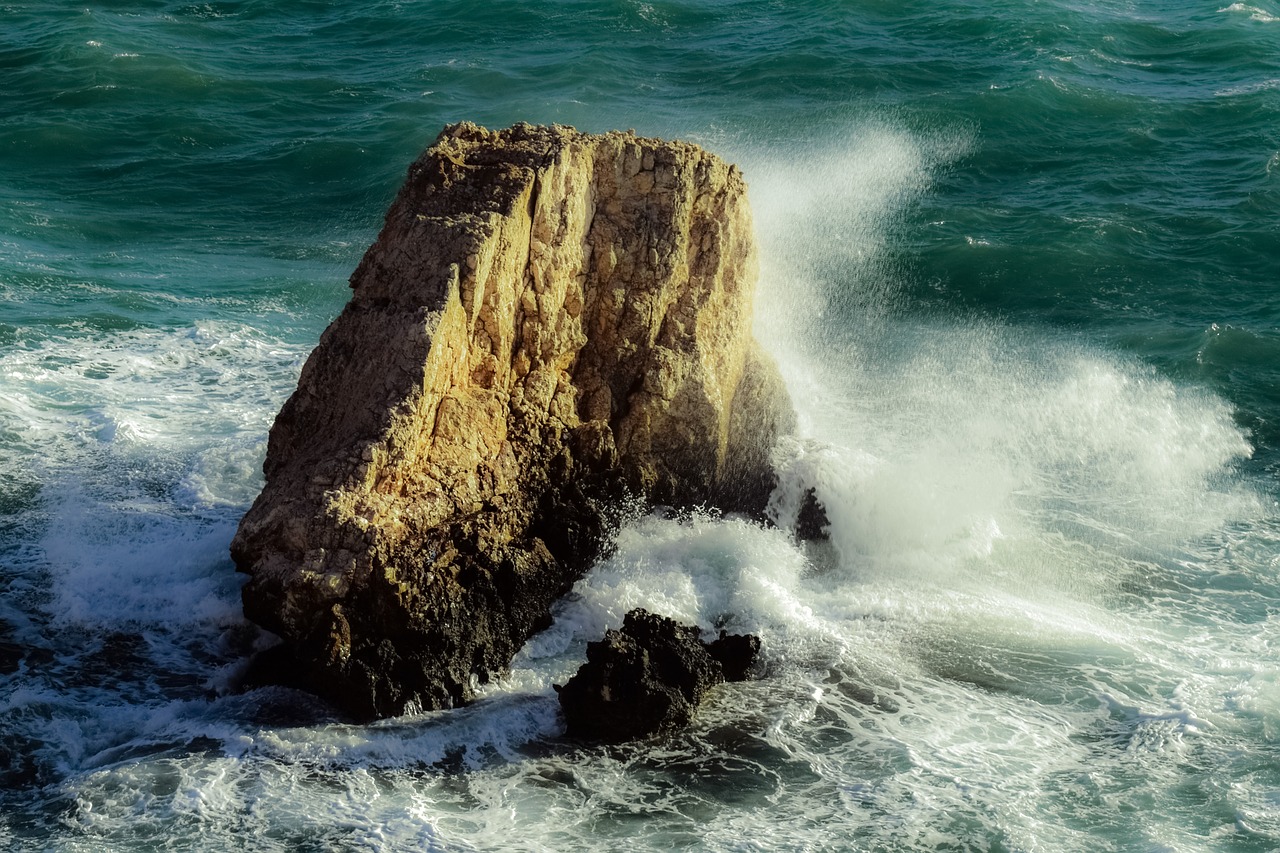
(746, 119, 972, 344)
(743, 120, 1259, 601)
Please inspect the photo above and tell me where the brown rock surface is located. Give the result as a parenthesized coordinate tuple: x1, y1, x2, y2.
(231, 122, 793, 719)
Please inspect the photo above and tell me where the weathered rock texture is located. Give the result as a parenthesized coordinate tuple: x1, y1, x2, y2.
(231, 122, 793, 719)
(556, 609, 761, 741)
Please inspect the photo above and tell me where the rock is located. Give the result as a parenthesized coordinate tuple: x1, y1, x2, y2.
(706, 630, 763, 682)
(556, 609, 760, 741)
(794, 487, 830, 541)
(231, 122, 793, 720)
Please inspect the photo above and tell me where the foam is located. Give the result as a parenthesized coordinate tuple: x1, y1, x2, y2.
(768, 331, 1257, 608)
(1220, 3, 1280, 23)
(0, 320, 303, 459)
(39, 490, 244, 628)
(750, 154, 1261, 594)
(0, 320, 308, 629)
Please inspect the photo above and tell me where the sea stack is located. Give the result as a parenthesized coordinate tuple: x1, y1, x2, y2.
(231, 123, 793, 719)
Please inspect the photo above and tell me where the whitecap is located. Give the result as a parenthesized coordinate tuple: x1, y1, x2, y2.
(1219, 2, 1280, 22)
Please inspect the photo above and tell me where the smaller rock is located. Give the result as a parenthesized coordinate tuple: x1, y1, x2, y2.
(706, 631, 762, 682)
(794, 487, 830, 541)
(556, 609, 759, 741)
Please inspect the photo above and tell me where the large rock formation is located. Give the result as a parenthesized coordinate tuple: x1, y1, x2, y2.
(231, 123, 793, 719)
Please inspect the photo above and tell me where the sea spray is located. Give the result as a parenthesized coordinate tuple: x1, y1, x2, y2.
(746, 118, 975, 346)
(4, 0, 1280, 846)
(745, 119, 1259, 598)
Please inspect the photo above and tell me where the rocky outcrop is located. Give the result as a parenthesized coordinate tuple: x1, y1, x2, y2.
(231, 122, 793, 720)
(556, 609, 761, 741)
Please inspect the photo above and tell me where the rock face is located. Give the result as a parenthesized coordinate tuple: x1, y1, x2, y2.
(556, 609, 761, 741)
(231, 122, 793, 720)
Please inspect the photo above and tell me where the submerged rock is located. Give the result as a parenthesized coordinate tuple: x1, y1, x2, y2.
(231, 122, 792, 719)
(556, 609, 760, 741)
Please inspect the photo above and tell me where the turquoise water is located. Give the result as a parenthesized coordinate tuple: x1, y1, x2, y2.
(3, 1, 1280, 849)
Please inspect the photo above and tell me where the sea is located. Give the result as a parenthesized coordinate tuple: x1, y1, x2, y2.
(3, 1, 1280, 850)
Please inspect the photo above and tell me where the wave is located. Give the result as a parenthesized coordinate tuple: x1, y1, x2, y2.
(1220, 3, 1280, 23)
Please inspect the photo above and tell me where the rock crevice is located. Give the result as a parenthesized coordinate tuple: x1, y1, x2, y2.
(231, 123, 793, 719)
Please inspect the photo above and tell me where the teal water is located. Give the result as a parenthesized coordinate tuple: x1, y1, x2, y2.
(3, 1, 1280, 850)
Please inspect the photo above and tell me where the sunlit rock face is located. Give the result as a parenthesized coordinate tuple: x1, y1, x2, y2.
(231, 122, 793, 720)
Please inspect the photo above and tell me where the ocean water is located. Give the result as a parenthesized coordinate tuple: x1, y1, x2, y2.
(3, 0, 1280, 849)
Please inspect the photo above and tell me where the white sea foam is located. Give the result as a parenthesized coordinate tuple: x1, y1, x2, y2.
(771, 330, 1257, 596)
(743, 122, 1258, 602)
(0, 320, 306, 631)
(1220, 2, 1280, 23)
(0, 319, 302, 458)
(39, 489, 244, 628)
